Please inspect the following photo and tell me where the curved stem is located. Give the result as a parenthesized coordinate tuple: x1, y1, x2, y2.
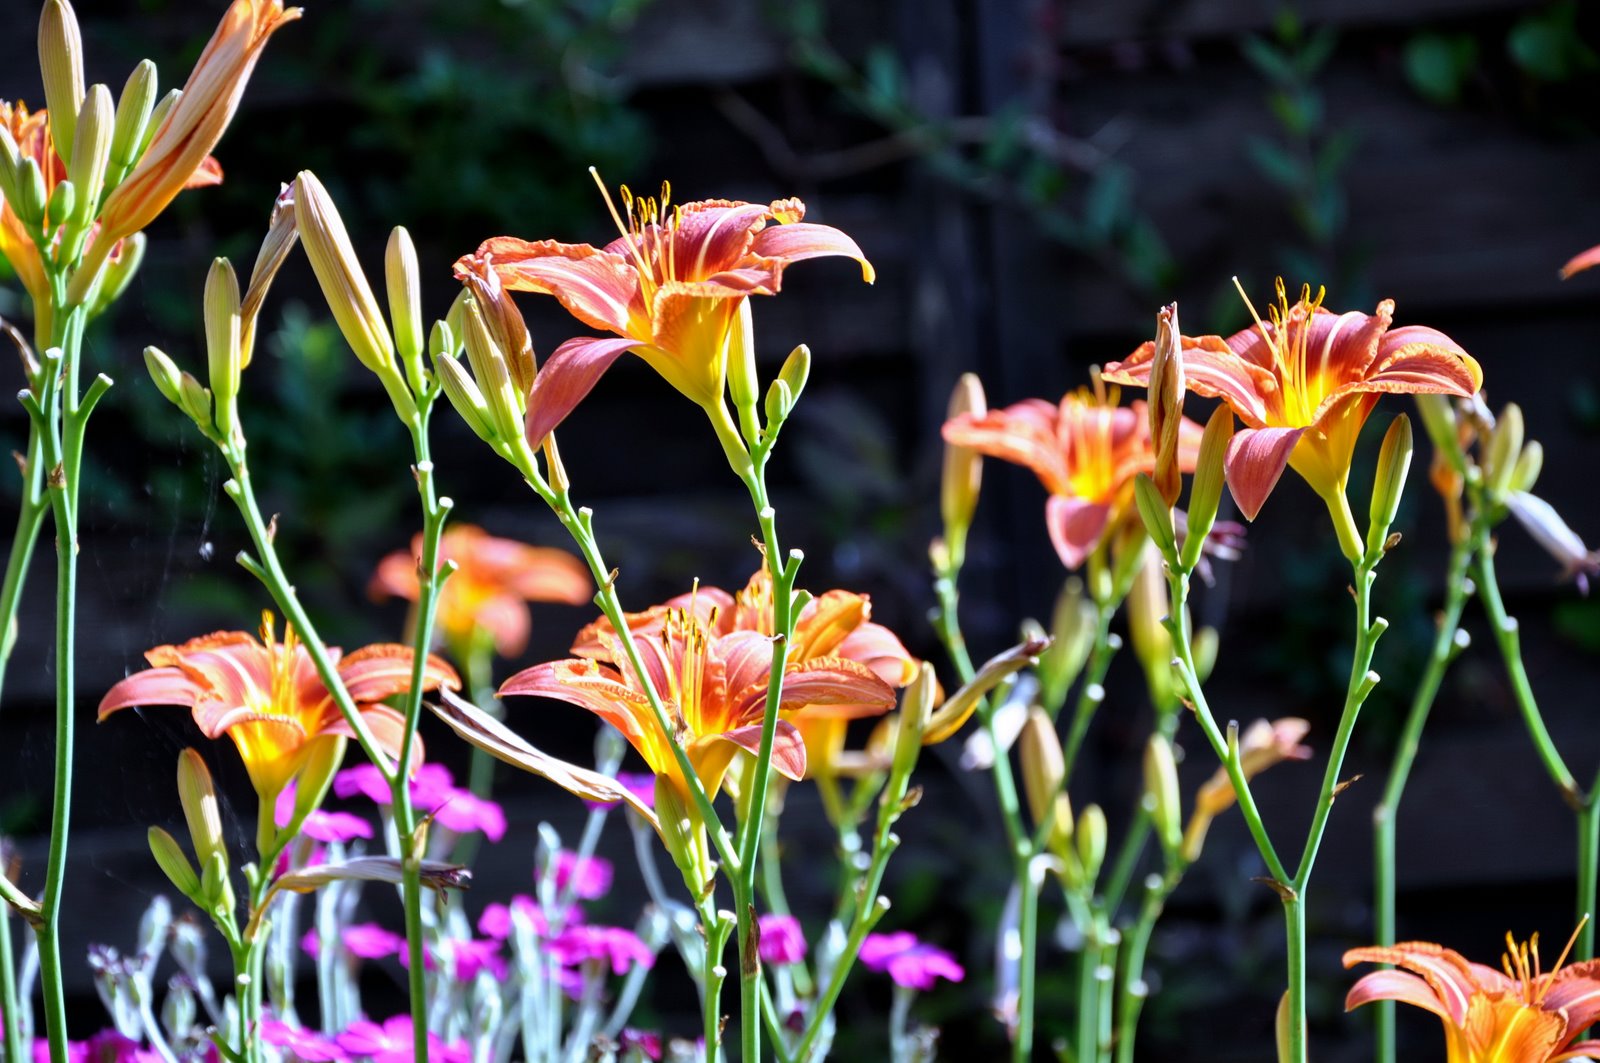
(1372, 528, 1473, 1063)
(1015, 859, 1042, 1063)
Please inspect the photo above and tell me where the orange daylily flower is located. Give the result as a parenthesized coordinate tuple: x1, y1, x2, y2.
(1561, 243, 1600, 279)
(75, 0, 299, 292)
(941, 387, 1204, 569)
(99, 613, 458, 806)
(571, 569, 920, 776)
(455, 183, 874, 445)
(1345, 929, 1600, 1062)
(501, 584, 899, 802)
(370, 524, 591, 659)
(1102, 281, 1481, 522)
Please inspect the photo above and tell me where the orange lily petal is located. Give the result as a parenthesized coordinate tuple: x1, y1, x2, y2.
(1224, 426, 1305, 521)
(499, 658, 659, 769)
(791, 591, 871, 661)
(1562, 243, 1600, 279)
(1104, 334, 1275, 428)
(1344, 970, 1456, 1025)
(325, 703, 422, 776)
(1343, 943, 1481, 1026)
(835, 622, 920, 687)
(98, 666, 210, 722)
(715, 720, 807, 781)
(942, 399, 1068, 492)
(748, 221, 876, 283)
(338, 644, 458, 704)
(524, 335, 640, 446)
(468, 238, 638, 335)
(1044, 495, 1112, 570)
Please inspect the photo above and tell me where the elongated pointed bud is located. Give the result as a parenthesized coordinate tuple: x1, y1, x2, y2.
(289, 736, 346, 832)
(763, 377, 793, 428)
(924, 638, 1048, 745)
(47, 179, 75, 229)
(292, 171, 414, 420)
(1037, 578, 1095, 714)
(1180, 404, 1233, 571)
(138, 90, 180, 160)
(726, 299, 759, 436)
(178, 371, 215, 436)
(434, 353, 496, 445)
(0, 128, 24, 218)
(1366, 414, 1413, 556)
(1511, 439, 1543, 493)
(147, 826, 201, 900)
(144, 345, 184, 408)
(386, 227, 425, 394)
(777, 344, 810, 407)
(1149, 303, 1186, 506)
(1019, 708, 1064, 833)
(1076, 804, 1107, 886)
(109, 61, 158, 178)
(89, 232, 145, 317)
(429, 319, 456, 361)
(461, 297, 523, 443)
(67, 84, 113, 223)
(200, 849, 233, 916)
(940, 373, 986, 571)
(1414, 393, 1464, 476)
(204, 258, 242, 440)
(1133, 473, 1177, 562)
(891, 663, 936, 782)
(39, 0, 86, 168)
(1485, 403, 1524, 501)
(1144, 735, 1182, 859)
(240, 185, 297, 369)
(176, 749, 226, 876)
(1126, 549, 1175, 706)
(14, 157, 47, 229)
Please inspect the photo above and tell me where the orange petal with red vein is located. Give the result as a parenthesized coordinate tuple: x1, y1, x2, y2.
(1344, 970, 1454, 1024)
(325, 703, 421, 774)
(524, 335, 640, 446)
(748, 221, 876, 283)
(468, 238, 639, 335)
(98, 666, 208, 721)
(717, 720, 807, 781)
(1224, 426, 1305, 521)
(1562, 242, 1600, 279)
(338, 644, 458, 704)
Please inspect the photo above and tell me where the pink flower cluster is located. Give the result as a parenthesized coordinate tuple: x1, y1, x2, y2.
(859, 932, 965, 991)
(333, 764, 507, 841)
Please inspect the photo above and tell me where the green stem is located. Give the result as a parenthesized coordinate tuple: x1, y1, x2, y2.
(391, 396, 449, 1063)
(1372, 528, 1474, 1063)
(37, 303, 92, 1063)
(1581, 805, 1600, 961)
(1060, 599, 1119, 785)
(1282, 896, 1307, 1060)
(1114, 872, 1178, 1063)
(1016, 859, 1041, 1063)
(1076, 921, 1098, 1063)
(1473, 525, 1579, 802)
(759, 807, 814, 997)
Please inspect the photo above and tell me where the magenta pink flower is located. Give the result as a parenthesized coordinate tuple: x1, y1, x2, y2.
(860, 932, 965, 990)
(334, 1017, 466, 1063)
(262, 1019, 345, 1063)
(546, 925, 654, 975)
(757, 915, 806, 966)
(619, 1030, 662, 1060)
(333, 764, 507, 842)
(333, 764, 392, 804)
(341, 924, 404, 960)
(554, 851, 613, 900)
(584, 771, 657, 811)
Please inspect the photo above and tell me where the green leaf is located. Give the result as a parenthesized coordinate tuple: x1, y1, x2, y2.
(1297, 27, 1339, 76)
(1084, 165, 1131, 240)
(1246, 136, 1304, 189)
(1404, 33, 1472, 103)
(1241, 35, 1296, 83)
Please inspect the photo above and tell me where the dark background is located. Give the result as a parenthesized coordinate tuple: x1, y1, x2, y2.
(3, 0, 1600, 1059)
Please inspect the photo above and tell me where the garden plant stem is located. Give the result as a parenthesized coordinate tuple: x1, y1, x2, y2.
(1371, 526, 1475, 1063)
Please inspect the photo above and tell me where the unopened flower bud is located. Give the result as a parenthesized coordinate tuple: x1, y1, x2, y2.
(428, 319, 455, 361)
(435, 353, 496, 445)
(138, 894, 172, 961)
(1180, 404, 1234, 571)
(239, 185, 297, 368)
(1133, 473, 1177, 562)
(287, 736, 346, 836)
(1076, 804, 1107, 886)
(1037, 578, 1095, 713)
(143, 345, 184, 408)
(1149, 303, 1186, 506)
(139, 90, 180, 160)
(147, 826, 200, 899)
(1019, 708, 1064, 834)
(1192, 626, 1219, 684)
(15, 157, 48, 229)
(1413, 393, 1460, 468)
(1126, 549, 1175, 706)
(176, 749, 226, 875)
(1505, 491, 1600, 592)
(161, 976, 195, 1040)
(1485, 402, 1524, 501)
(292, 171, 414, 420)
(0, 129, 25, 217)
(891, 663, 936, 782)
(726, 299, 758, 434)
(47, 179, 76, 230)
(386, 226, 424, 393)
(1366, 414, 1413, 558)
(88, 232, 146, 318)
(1511, 439, 1543, 494)
(67, 83, 113, 223)
(199, 849, 233, 916)
(924, 638, 1047, 745)
(940, 373, 986, 572)
(203, 258, 241, 439)
(39, 0, 86, 167)
(461, 297, 523, 443)
(177, 372, 214, 436)
(763, 377, 793, 428)
(1143, 735, 1182, 859)
(109, 61, 158, 178)
(777, 344, 810, 407)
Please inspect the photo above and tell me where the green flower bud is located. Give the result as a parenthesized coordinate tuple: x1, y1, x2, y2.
(435, 353, 497, 446)
(725, 299, 758, 436)
(46, 178, 75, 230)
(1020, 708, 1066, 837)
(109, 60, 158, 178)
(1133, 472, 1177, 563)
(15, 157, 48, 229)
(138, 90, 180, 160)
(1366, 414, 1413, 558)
(1485, 403, 1524, 501)
(1144, 735, 1183, 859)
(386, 226, 424, 394)
(176, 749, 226, 877)
(1180, 404, 1234, 571)
(1511, 438, 1543, 494)
(1076, 804, 1107, 886)
(147, 826, 200, 899)
(67, 83, 112, 223)
(1037, 578, 1095, 713)
(428, 319, 456, 361)
(461, 297, 523, 444)
(777, 344, 811, 406)
(203, 258, 242, 440)
(763, 377, 793, 428)
(39, 0, 86, 167)
(143, 345, 184, 408)
(940, 373, 986, 572)
(88, 232, 145, 318)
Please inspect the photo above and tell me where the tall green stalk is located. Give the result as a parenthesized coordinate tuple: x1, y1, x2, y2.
(1371, 527, 1474, 1063)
